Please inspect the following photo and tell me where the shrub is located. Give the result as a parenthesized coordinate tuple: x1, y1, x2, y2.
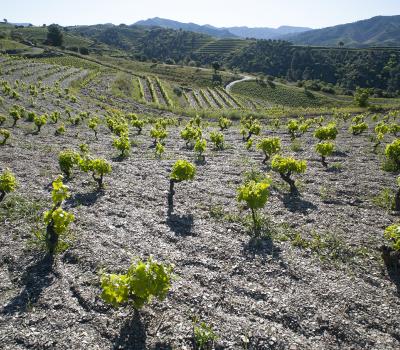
(354, 87, 371, 107)
(237, 178, 271, 234)
(287, 119, 300, 140)
(0, 168, 17, 202)
(88, 116, 99, 139)
(55, 123, 65, 136)
(169, 160, 196, 195)
(47, 24, 63, 46)
(59, 150, 81, 178)
(389, 123, 400, 137)
(385, 139, 400, 170)
(150, 121, 168, 145)
(350, 122, 368, 135)
(384, 224, 400, 251)
(43, 176, 74, 254)
(50, 111, 60, 124)
(155, 141, 165, 158)
(287, 119, 311, 140)
(10, 106, 22, 127)
(271, 155, 307, 195)
(89, 158, 112, 190)
(34, 114, 47, 133)
(0, 128, 10, 145)
(314, 123, 338, 141)
(256, 137, 281, 164)
(27, 111, 36, 122)
(0, 115, 6, 126)
(181, 124, 201, 148)
(194, 138, 206, 162)
(372, 122, 389, 151)
(240, 115, 261, 142)
(246, 139, 253, 150)
(130, 115, 144, 134)
(100, 257, 174, 310)
(209, 131, 224, 150)
(315, 142, 335, 167)
(113, 132, 131, 157)
(193, 319, 218, 350)
(218, 116, 232, 131)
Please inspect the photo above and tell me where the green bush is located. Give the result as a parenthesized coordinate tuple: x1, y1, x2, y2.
(194, 138, 207, 161)
(113, 132, 131, 157)
(314, 123, 338, 141)
(218, 116, 232, 131)
(209, 131, 224, 150)
(350, 122, 368, 135)
(34, 114, 47, 133)
(384, 224, 400, 251)
(150, 121, 168, 145)
(55, 123, 65, 136)
(89, 158, 112, 190)
(193, 319, 218, 350)
(88, 116, 99, 139)
(155, 141, 165, 158)
(181, 124, 201, 148)
(101, 257, 174, 310)
(315, 142, 335, 167)
(0, 128, 10, 145)
(385, 139, 400, 170)
(59, 150, 81, 178)
(43, 176, 74, 254)
(240, 115, 261, 142)
(49, 111, 60, 124)
(0, 168, 17, 202)
(237, 178, 271, 234)
(256, 137, 281, 164)
(271, 155, 307, 195)
(170, 160, 196, 195)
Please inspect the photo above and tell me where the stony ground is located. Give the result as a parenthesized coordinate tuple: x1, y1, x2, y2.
(0, 57, 400, 350)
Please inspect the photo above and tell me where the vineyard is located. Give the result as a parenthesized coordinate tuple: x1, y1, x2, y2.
(1, 51, 400, 350)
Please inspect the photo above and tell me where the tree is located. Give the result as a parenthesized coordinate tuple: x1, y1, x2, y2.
(47, 24, 63, 46)
(338, 41, 344, 48)
(3, 19, 7, 24)
(212, 61, 221, 74)
(354, 87, 371, 107)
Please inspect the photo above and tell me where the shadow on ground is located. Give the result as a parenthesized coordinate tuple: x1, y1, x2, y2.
(67, 190, 104, 207)
(113, 310, 147, 350)
(282, 193, 318, 214)
(243, 236, 282, 260)
(381, 246, 400, 296)
(166, 192, 195, 236)
(1, 254, 55, 314)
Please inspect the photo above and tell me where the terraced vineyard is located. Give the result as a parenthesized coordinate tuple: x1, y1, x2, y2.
(195, 38, 253, 55)
(231, 80, 342, 108)
(1, 48, 400, 350)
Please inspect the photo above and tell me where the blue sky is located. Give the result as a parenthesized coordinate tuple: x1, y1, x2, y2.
(2, 0, 400, 28)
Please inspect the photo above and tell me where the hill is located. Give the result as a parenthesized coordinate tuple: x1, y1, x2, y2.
(285, 15, 400, 47)
(224, 25, 312, 39)
(135, 17, 237, 38)
(135, 17, 311, 39)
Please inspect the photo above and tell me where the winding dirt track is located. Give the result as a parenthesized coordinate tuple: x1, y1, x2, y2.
(225, 75, 254, 93)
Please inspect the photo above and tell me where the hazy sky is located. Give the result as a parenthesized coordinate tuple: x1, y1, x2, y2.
(2, 0, 400, 28)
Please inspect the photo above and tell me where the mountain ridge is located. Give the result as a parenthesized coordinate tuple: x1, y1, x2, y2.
(283, 15, 400, 47)
(134, 17, 312, 39)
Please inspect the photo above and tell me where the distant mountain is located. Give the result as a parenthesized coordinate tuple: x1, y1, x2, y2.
(134, 17, 236, 38)
(10, 23, 32, 27)
(224, 26, 312, 40)
(134, 17, 311, 39)
(284, 15, 400, 47)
